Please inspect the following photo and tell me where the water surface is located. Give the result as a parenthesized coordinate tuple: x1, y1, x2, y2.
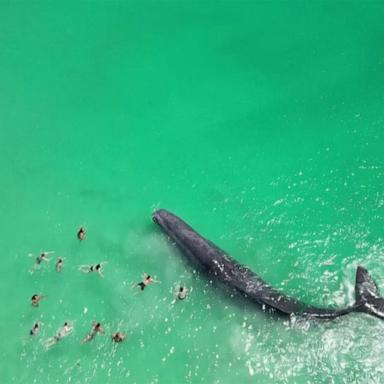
(1, 1, 384, 383)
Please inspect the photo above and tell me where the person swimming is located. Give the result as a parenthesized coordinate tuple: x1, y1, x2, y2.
(56, 257, 63, 272)
(30, 322, 39, 336)
(31, 294, 46, 307)
(29, 251, 54, 273)
(111, 332, 125, 343)
(78, 262, 106, 278)
(35, 252, 52, 265)
(77, 227, 86, 240)
(135, 273, 160, 291)
(54, 322, 72, 341)
(43, 322, 73, 348)
(81, 322, 104, 344)
(177, 286, 188, 300)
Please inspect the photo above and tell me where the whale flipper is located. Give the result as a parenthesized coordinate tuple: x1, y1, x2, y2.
(356, 266, 384, 318)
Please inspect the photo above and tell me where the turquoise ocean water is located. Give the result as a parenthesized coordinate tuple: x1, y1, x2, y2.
(1, 1, 384, 383)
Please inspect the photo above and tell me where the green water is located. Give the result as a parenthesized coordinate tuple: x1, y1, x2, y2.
(1, 1, 384, 383)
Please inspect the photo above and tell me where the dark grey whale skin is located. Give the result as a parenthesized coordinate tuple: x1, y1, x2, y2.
(153, 209, 384, 320)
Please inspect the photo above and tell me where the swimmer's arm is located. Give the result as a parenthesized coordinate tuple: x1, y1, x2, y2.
(42, 251, 55, 260)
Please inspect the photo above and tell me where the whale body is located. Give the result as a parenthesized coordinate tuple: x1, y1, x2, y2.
(153, 209, 384, 320)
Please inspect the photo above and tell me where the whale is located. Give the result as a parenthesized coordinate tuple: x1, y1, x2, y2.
(153, 209, 384, 320)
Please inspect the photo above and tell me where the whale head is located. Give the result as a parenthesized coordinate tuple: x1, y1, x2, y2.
(152, 209, 180, 234)
(152, 209, 215, 270)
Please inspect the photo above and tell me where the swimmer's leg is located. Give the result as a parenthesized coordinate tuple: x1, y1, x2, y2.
(81, 333, 94, 344)
(131, 283, 145, 296)
(78, 265, 91, 273)
(42, 337, 58, 349)
(131, 282, 144, 290)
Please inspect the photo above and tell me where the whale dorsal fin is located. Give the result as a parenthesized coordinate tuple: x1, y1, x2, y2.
(355, 266, 380, 302)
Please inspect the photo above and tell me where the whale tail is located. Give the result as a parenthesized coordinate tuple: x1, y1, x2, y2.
(355, 266, 384, 318)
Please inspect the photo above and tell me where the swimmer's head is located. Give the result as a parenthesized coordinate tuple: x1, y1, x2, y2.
(96, 264, 101, 270)
(147, 275, 151, 279)
(64, 322, 68, 326)
(78, 227, 86, 240)
(179, 287, 183, 292)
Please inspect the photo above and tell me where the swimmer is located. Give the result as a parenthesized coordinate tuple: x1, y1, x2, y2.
(177, 286, 188, 300)
(78, 262, 107, 278)
(81, 322, 104, 344)
(135, 273, 160, 292)
(54, 322, 73, 341)
(43, 322, 73, 348)
(77, 227, 86, 240)
(111, 332, 126, 343)
(56, 257, 63, 272)
(29, 251, 54, 273)
(31, 294, 46, 307)
(36, 252, 53, 265)
(30, 322, 39, 336)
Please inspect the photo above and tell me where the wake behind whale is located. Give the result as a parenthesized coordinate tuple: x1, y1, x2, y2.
(153, 209, 384, 320)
